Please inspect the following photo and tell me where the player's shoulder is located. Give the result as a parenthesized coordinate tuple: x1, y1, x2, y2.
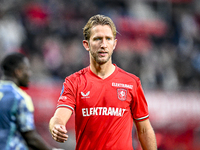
(74, 66, 89, 77)
(1, 81, 31, 99)
(18, 88, 34, 112)
(0, 81, 32, 107)
(117, 67, 140, 84)
(0, 80, 18, 95)
(65, 66, 89, 81)
(12, 86, 34, 112)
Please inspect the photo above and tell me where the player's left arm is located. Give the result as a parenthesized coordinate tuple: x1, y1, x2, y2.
(134, 119, 157, 150)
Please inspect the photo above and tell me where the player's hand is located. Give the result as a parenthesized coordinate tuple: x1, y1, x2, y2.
(51, 124, 68, 143)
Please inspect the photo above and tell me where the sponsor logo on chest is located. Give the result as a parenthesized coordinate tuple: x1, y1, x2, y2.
(82, 107, 126, 117)
(112, 82, 133, 89)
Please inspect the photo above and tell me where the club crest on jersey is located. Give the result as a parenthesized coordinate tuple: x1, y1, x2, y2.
(117, 88, 127, 101)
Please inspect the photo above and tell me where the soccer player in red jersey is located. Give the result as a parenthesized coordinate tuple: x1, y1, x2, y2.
(49, 14, 157, 150)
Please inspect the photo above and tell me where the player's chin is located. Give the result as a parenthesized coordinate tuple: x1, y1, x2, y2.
(19, 82, 29, 88)
(96, 58, 109, 64)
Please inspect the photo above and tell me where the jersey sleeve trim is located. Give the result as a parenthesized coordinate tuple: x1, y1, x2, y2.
(57, 105, 74, 111)
(135, 114, 149, 120)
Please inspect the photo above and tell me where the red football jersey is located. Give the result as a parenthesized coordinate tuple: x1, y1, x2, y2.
(57, 65, 149, 150)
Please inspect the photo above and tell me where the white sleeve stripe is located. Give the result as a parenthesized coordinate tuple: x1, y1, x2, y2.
(57, 105, 74, 111)
(135, 115, 149, 120)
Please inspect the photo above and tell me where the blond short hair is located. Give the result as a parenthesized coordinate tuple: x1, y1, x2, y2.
(83, 14, 117, 41)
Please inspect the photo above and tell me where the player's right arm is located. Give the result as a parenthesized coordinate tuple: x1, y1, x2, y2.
(21, 130, 52, 150)
(49, 107, 73, 143)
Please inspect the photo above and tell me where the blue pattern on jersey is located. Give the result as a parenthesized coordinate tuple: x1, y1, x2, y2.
(0, 80, 35, 150)
(60, 85, 64, 96)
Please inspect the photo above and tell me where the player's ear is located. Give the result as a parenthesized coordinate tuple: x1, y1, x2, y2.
(83, 40, 90, 51)
(113, 39, 117, 50)
(14, 68, 22, 78)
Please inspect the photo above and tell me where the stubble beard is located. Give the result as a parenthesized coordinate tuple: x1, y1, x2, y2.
(90, 50, 112, 65)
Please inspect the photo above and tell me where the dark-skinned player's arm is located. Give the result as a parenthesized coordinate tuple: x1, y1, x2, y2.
(22, 130, 52, 150)
(49, 107, 73, 143)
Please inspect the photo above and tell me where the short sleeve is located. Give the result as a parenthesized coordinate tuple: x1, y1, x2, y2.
(131, 80, 149, 121)
(57, 78, 76, 111)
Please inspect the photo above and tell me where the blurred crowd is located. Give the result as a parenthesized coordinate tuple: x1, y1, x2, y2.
(0, 0, 200, 91)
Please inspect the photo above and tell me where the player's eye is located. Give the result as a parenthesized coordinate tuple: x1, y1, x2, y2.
(95, 37, 101, 41)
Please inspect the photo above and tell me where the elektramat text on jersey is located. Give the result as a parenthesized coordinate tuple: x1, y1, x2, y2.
(82, 107, 126, 117)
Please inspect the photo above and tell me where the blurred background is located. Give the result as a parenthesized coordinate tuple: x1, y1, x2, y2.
(0, 0, 200, 149)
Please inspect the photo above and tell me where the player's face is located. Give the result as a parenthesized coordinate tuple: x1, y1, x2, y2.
(83, 25, 117, 65)
(17, 58, 32, 87)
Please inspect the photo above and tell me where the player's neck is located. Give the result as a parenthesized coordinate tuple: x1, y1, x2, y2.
(90, 62, 115, 79)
